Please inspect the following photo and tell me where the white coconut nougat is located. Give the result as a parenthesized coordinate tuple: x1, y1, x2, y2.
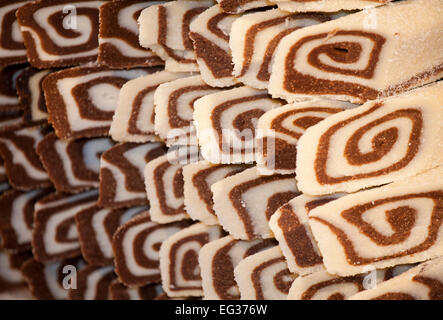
(211, 166, 299, 240)
(256, 99, 354, 175)
(154, 75, 222, 146)
(295, 82, 443, 195)
(230, 9, 330, 89)
(138, 0, 214, 72)
(194, 86, 283, 164)
(308, 166, 443, 277)
(110, 70, 189, 143)
(273, 0, 392, 13)
(234, 246, 297, 300)
(349, 257, 443, 300)
(269, 0, 443, 104)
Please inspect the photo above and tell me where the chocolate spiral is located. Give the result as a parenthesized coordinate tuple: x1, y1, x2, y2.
(314, 103, 422, 185)
(311, 191, 443, 266)
(16, 0, 102, 68)
(32, 190, 98, 262)
(282, 30, 386, 102)
(113, 214, 192, 287)
(69, 265, 116, 300)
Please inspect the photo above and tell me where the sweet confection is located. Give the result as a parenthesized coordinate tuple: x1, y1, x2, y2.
(234, 246, 296, 300)
(112, 214, 192, 287)
(212, 166, 299, 240)
(159, 223, 224, 297)
(109, 280, 163, 300)
(256, 99, 353, 175)
(154, 75, 221, 146)
(98, 0, 163, 69)
(199, 235, 276, 299)
(21, 257, 85, 300)
(0, 188, 51, 251)
(349, 257, 443, 300)
(183, 160, 248, 225)
(0, 124, 51, 190)
(269, 193, 343, 275)
(230, 9, 330, 89)
(16, 0, 103, 68)
(296, 82, 443, 194)
(0, 64, 26, 111)
(76, 205, 148, 266)
(32, 190, 98, 262)
(194, 86, 283, 164)
(144, 146, 200, 223)
(16, 67, 51, 125)
(287, 264, 412, 300)
(37, 133, 113, 193)
(216, 0, 271, 14)
(0, 1, 28, 66)
(43, 65, 150, 140)
(98, 142, 167, 208)
(269, 0, 443, 104)
(138, 0, 213, 72)
(274, 0, 392, 13)
(0, 251, 32, 293)
(308, 166, 443, 276)
(0, 110, 23, 131)
(189, 5, 238, 87)
(68, 265, 116, 300)
(110, 70, 186, 143)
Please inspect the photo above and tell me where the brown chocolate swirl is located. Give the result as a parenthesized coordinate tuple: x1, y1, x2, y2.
(311, 191, 443, 266)
(0, 251, 32, 293)
(251, 257, 294, 299)
(69, 266, 116, 300)
(283, 30, 386, 101)
(300, 275, 365, 300)
(314, 103, 422, 185)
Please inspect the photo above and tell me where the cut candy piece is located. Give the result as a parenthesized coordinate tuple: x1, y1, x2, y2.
(112, 213, 192, 287)
(217, 0, 271, 14)
(308, 166, 443, 276)
(189, 5, 238, 87)
(269, 0, 443, 103)
(0, 188, 51, 251)
(98, 142, 167, 209)
(0, 64, 26, 111)
(0, 251, 32, 293)
(0, 1, 28, 66)
(109, 280, 163, 300)
(256, 99, 353, 175)
(16, 67, 51, 125)
(183, 160, 248, 225)
(212, 166, 299, 240)
(16, 0, 103, 68)
(139, 0, 213, 72)
(21, 257, 85, 300)
(234, 246, 296, 300)
(0, 124, 51, 190)
(296, 82, 443, 195)
(349, 257, 443, 300)
(76, 205, 147, 266)
(287, 264, 412, 300)
(32, 190, 98, 263)
(159, 223, 224, 297)
(43, 65, 151, 140)
(0, 110, 23, 132)
(274, 0, 392, 13)
(194, 86, 283, 164)
(98, 0, 163, 69)
(37, 133, 113, 193)
(144, 146, 200, 223)
(68, 265, 116, 300)
(110, 70, 186, 143)
(230, 9, 330, 89)
(154, 75, 222, 146)
(269, 193, 343, 275)
(199, 235, 276, 300)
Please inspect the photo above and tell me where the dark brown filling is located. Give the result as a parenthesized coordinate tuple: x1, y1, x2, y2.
(251, 257, 294, 299)
(153, 160, 185, 216)
(301, 276, 364, 300)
